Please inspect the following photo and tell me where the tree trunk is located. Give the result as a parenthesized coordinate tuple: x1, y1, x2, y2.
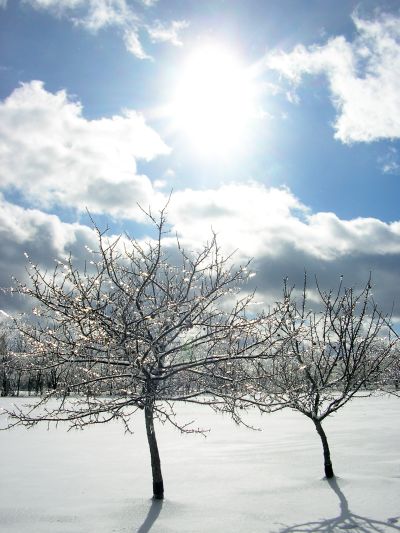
(16, 372, 21, 396)
(313, 418, 334, 478)
(144, 402, 164, 499)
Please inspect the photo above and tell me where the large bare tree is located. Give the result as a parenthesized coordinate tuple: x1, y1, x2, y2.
(2, 207, 269, 499)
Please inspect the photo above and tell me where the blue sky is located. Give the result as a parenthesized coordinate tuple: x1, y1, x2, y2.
(1, 0, 400, 319)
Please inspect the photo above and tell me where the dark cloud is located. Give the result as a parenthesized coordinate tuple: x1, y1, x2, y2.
(253, 245, 400, 317)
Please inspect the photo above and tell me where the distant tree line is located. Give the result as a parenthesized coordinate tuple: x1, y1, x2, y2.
(1, 206, 399, 499)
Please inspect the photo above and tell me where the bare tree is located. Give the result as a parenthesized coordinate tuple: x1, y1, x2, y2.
(2, 206, 268, 499)
(382, 345, 400, 394)
(247, 277, 397, 479)
(0, 332, 12, 397)
(0, 327, 28, 397)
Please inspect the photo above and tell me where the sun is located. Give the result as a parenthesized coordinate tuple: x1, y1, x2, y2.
(170, 44, 257, 156)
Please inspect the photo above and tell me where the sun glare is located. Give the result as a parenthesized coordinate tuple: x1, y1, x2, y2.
(171, 44, 257, 156)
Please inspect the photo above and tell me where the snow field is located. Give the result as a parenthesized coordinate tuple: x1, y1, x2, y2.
(0, 395, 399, 532)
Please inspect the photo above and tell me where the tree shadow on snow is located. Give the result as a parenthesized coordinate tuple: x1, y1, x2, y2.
(136, 499, 163, 533)
(277, 477, 400, 532)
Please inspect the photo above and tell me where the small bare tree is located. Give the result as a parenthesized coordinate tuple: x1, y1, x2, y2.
(2, 207, 268, 499)
(247, 277, 397, 479)
(0, 332, 12, 397)
(0, 327, 28, 397)
(382, 345, 400, 394)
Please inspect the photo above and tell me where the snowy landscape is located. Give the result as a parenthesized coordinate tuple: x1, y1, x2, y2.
(1, 395, 399, 532)
(1, 1, 400, 531)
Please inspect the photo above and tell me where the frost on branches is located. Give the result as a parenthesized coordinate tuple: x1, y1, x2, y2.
(243, 276, 398, 478)
(2, 206, 272, 499)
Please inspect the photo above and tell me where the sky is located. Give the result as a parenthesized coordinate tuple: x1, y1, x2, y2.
(0, 0, 400, 320)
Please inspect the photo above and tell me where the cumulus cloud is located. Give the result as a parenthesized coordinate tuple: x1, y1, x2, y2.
(168, 183, 307, 259)
(167, 183, 400, 316)
(168, 182, 400, 258)
(0, 81, 169, 219)
(1, 183, 400, 318)
(0, 194, 99, 313)
(264, 12, 400, 143)
(23, 0, 187, 58)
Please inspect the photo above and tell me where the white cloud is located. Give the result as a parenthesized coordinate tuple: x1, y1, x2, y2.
(0, 0, 8, 8)
(168, 182, 400, 259)
(0, 81, 169, 219)
(0, 194, 95, 255)
(153, 179, 167, 189)
(76, 0, 134, 32)
(147, 20, 189, 47)
(1, 183, 400, 317)
(24, 0, 85, 16)
(24, 0, 188, 58)
(265, 12, 400, 143)
(168, 183, 307, 259)
(383, 161, 400, 174)
(0, 194, 100, 312)
(165, 183, 400, 316)
(25, 0, 133, 29)
(140, 0, 158, 6)
(123, 29, 151, 59)
(379, 146, 400, 175)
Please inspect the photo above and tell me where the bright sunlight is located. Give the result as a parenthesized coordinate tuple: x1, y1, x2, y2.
(171, 44, 258, 156)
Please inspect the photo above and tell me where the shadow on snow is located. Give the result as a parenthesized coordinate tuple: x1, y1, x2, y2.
(136, 499, 163, 533)
(277, 477, 400, 532)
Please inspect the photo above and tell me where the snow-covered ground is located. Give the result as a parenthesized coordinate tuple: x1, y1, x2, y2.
(0, 395, 399, 532)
